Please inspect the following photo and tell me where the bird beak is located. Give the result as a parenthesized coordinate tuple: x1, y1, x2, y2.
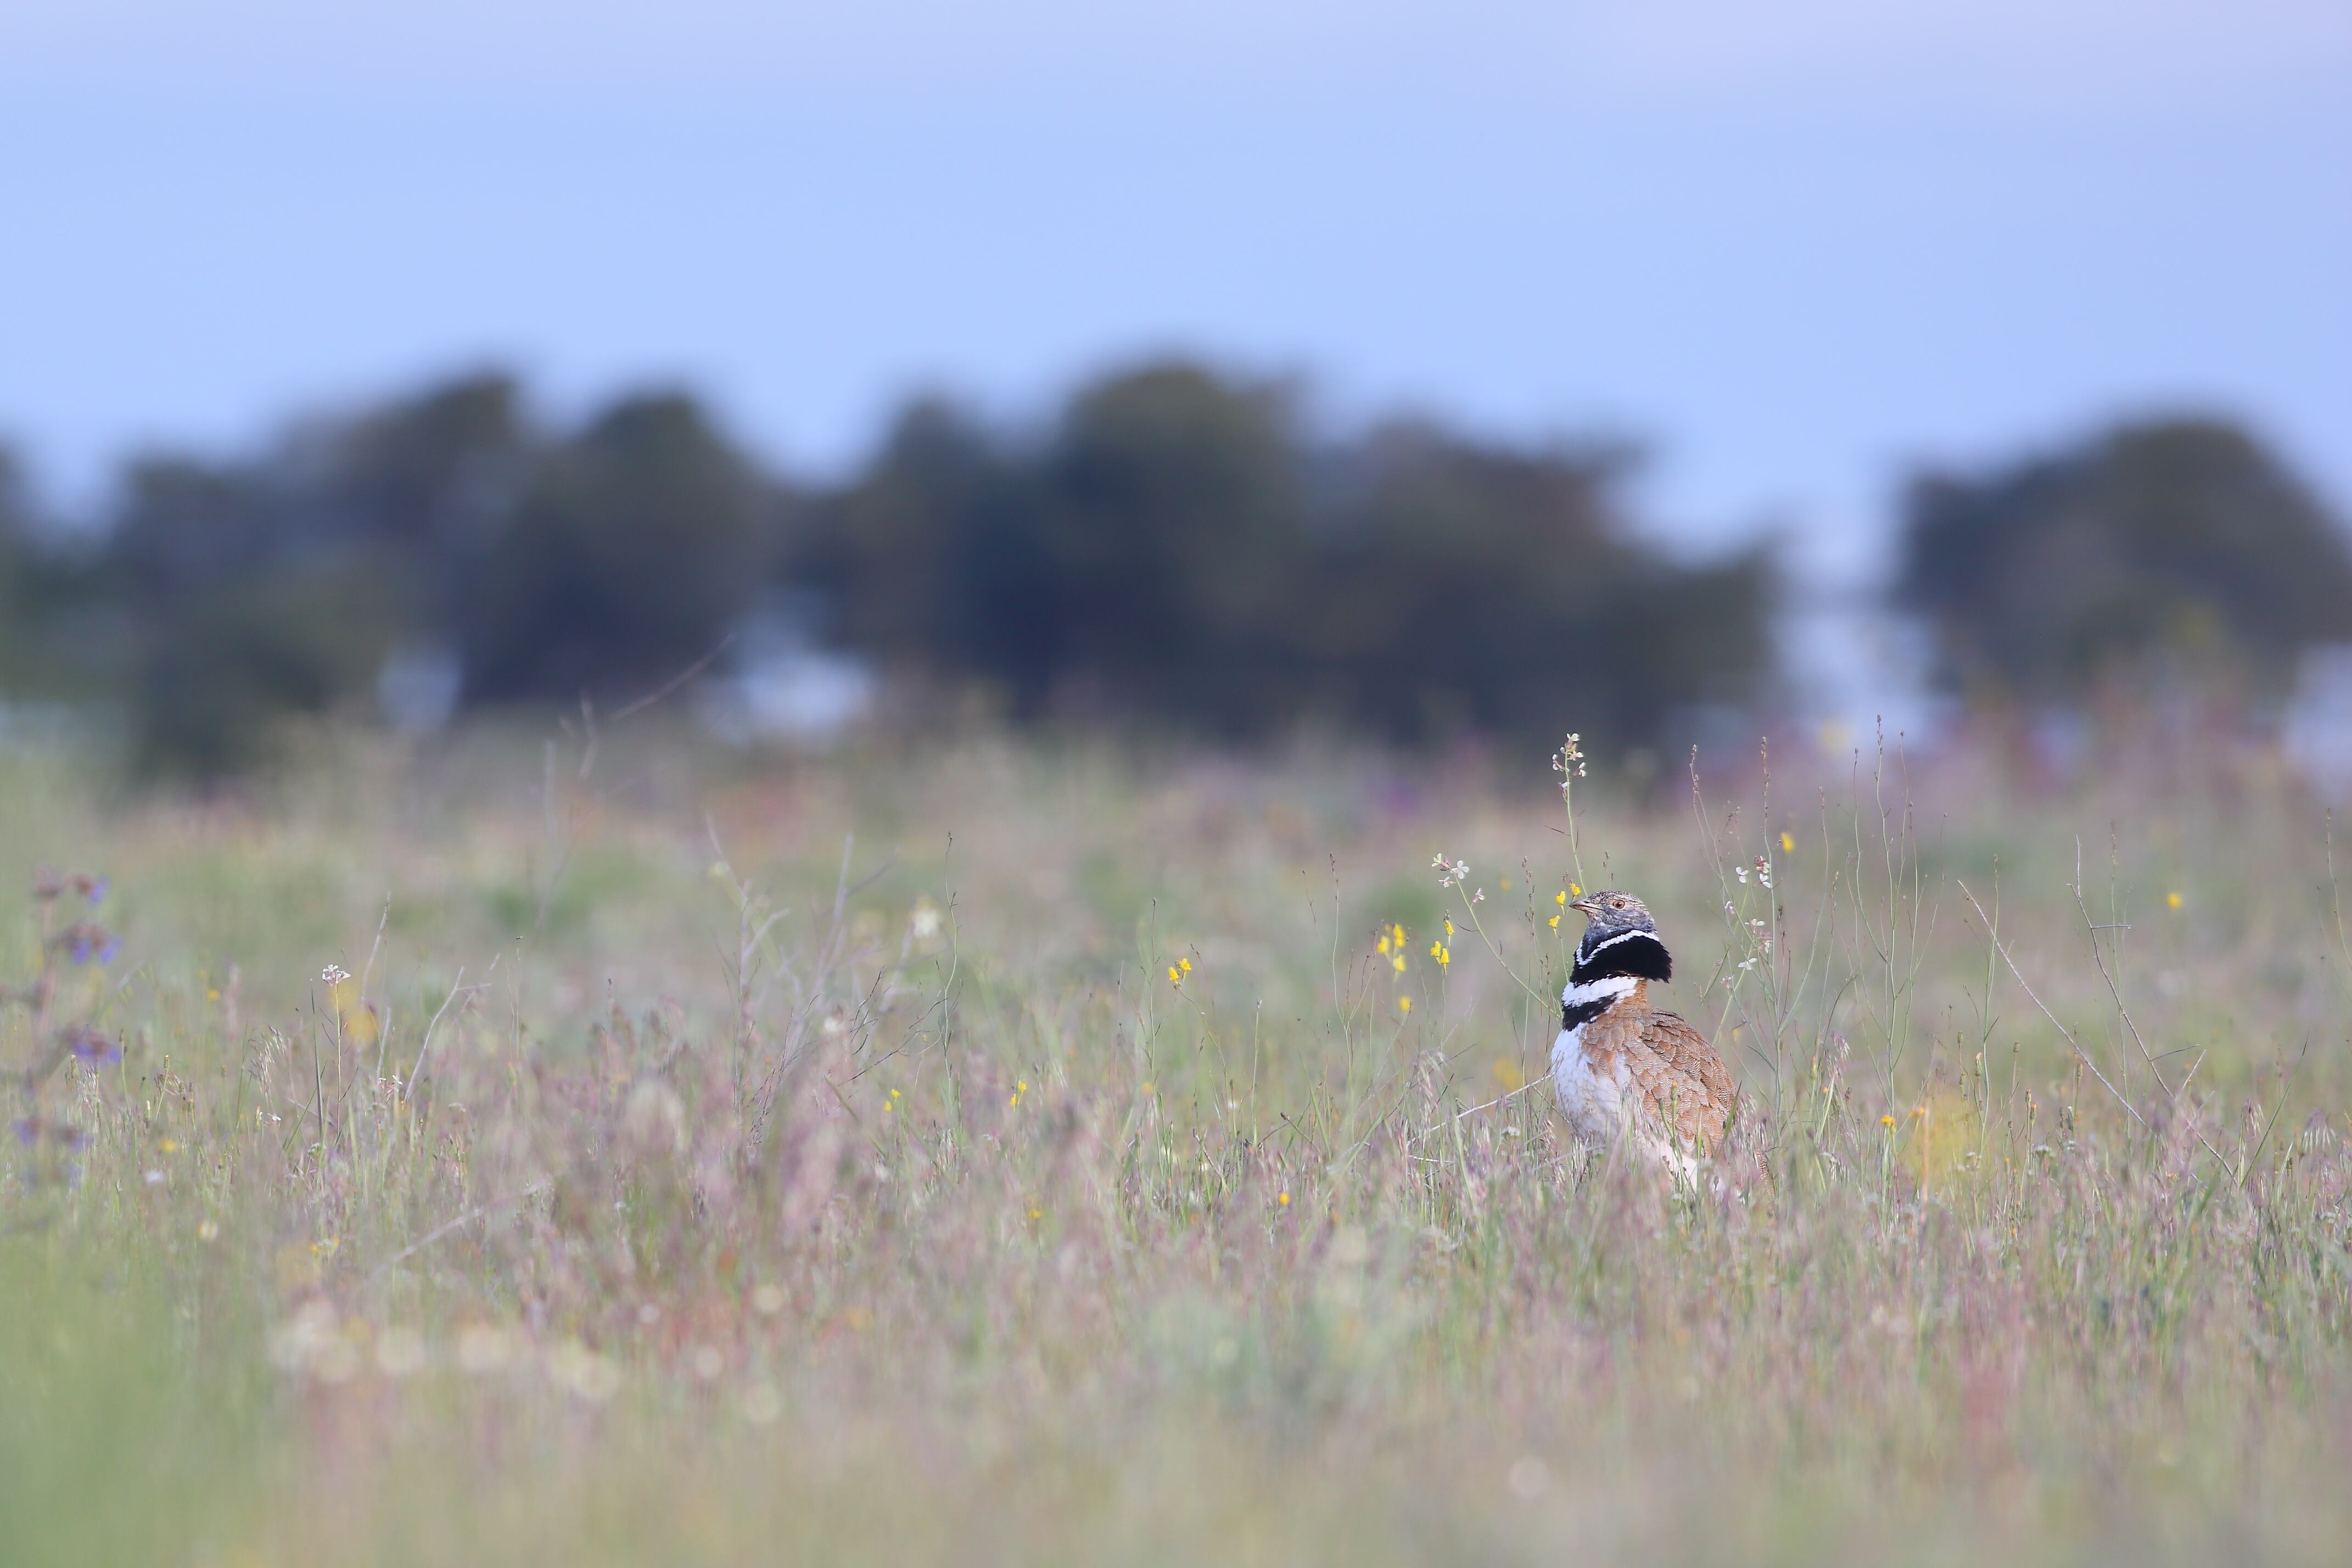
(1567, 894, 1598, 916)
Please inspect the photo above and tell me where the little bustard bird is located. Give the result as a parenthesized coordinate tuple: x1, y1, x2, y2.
(1550, 891, 1735, 1171)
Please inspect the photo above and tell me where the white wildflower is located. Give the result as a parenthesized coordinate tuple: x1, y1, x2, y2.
(268, 1300, 359, 1382)
(375, 1326, 428, 1378)
(546, 1339, 621, 1403)
(741, 1381, 782, 1424)
(456, 1324, 514, 1375)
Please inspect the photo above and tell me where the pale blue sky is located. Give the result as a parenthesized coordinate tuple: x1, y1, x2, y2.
(3, 1, 2346, 574)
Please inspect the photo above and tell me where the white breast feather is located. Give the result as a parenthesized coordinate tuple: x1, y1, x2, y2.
(1550, 1022, 1625, 1146)
(1550, 975, 1638, 1147)
(1551, 950, 1707, 1180)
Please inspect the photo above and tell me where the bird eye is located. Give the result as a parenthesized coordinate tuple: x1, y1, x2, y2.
(1610, 898, 1627, 909)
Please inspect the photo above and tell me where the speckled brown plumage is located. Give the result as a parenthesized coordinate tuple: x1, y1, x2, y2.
(1569, 978, 1735, 1146)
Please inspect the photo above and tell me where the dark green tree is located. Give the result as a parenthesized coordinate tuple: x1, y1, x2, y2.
(803, 366, 1313, 724)
(802, 360, 1774, 751)
(316, 372, 534, 636)
(1300, 421, 1769, 749)
(0, 446, 48, 690)
(460, 393, 777, 703)
(103, 455, 397, 774)
(1037, 364, 1307, 726)
(89, 373, 532, 772)
(1898, 417, 2352, 703)
(799, 396, 1050, 699)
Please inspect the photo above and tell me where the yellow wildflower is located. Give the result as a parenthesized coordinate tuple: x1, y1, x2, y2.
(1880, 1115, 1895, 1128)
(327, 972, 378, 1048)
(1549, 915, 1560, 929)
(1377, 934, 1391, 955)
(1569, 883, 1582, 897)
(1443, 919, 1454, 938)
(1391, 923, 1405, 948)
(1278, 1191, 1291, 1206)
(1908, 1089, 1973, 1190)
(2167, 892, 2183, 909)
(1398, 996, 1413, 1013)
(1555, 891, 1567, 906)
(1168, 965, 1182, 987)
(1780, 831, 1795, 853)
(1391, 954, 1405, 973)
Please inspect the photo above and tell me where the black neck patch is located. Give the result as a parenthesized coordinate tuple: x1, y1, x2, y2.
(1561, 994, 1615, 1032)
(1572, 929, 1672, 985)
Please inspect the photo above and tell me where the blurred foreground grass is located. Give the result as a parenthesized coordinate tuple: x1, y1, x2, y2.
(2, 725, 2349, 1565)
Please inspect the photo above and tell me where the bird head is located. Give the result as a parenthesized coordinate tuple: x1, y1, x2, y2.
(1569, 890, 1655, 936)
(1567, 890, 1672, 983)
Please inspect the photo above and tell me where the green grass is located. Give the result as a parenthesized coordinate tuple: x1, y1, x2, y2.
(2, 724, 2348, 1565)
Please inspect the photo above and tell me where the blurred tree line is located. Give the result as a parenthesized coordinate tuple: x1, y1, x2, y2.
(0, 362, 1770, 774)
(0, 375, 789, 772)
(804, 366, 1767, 747)
(1897, 418, 2352, 708)
(1, 365, 2343, 777)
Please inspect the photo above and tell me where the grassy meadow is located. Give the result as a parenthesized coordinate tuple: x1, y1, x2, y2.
(3, 722, 2349, 1565)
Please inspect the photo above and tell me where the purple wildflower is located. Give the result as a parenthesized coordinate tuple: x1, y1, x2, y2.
(87, 876, 109, 907)
(63, 1026, 121, 1066)
(9, 1117, 86, 1151)
(57, 923, 117, 965)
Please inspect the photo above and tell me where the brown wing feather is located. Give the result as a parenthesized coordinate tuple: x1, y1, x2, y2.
(1628, 1010, 1736, 1144)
